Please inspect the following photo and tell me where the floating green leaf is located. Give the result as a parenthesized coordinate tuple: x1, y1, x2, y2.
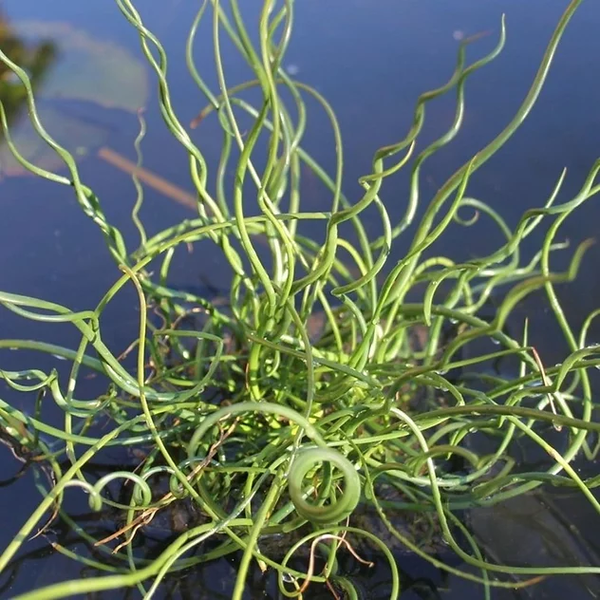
(0, 20, 148, 177)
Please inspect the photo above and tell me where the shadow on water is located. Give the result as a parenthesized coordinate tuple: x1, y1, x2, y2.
(1, 0, 600, 598)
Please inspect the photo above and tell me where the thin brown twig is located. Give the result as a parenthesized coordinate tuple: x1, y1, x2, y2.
(299, 534, 374, 596)
(325, 579, 341, 600)
(96, 147, 277, 253)
(98, 147, 199, 211)
(94, 419, 238, 551)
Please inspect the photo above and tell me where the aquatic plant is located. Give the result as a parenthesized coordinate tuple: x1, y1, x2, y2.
(0, 0, 599, 598)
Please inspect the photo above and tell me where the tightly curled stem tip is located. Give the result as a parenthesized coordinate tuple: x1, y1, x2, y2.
(288, 447, 361, 524)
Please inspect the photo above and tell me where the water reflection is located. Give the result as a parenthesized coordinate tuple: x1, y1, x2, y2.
(0, 12, 55, 125)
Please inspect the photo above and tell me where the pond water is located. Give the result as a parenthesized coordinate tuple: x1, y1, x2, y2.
(1, 1, 599, 598)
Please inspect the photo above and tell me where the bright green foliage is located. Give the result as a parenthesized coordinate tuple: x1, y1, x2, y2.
(0, 1, 599, 599)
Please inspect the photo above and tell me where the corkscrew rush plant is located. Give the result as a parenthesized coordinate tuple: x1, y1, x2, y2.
(1, 0, 599, 598)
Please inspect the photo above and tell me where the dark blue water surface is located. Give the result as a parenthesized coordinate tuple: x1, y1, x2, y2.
(1, 1, 600, 598)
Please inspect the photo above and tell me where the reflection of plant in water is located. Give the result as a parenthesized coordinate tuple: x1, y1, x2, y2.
(0, 20, 148, 178)
(0, 15, 55, 126)
(0, 0, 599, 598)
